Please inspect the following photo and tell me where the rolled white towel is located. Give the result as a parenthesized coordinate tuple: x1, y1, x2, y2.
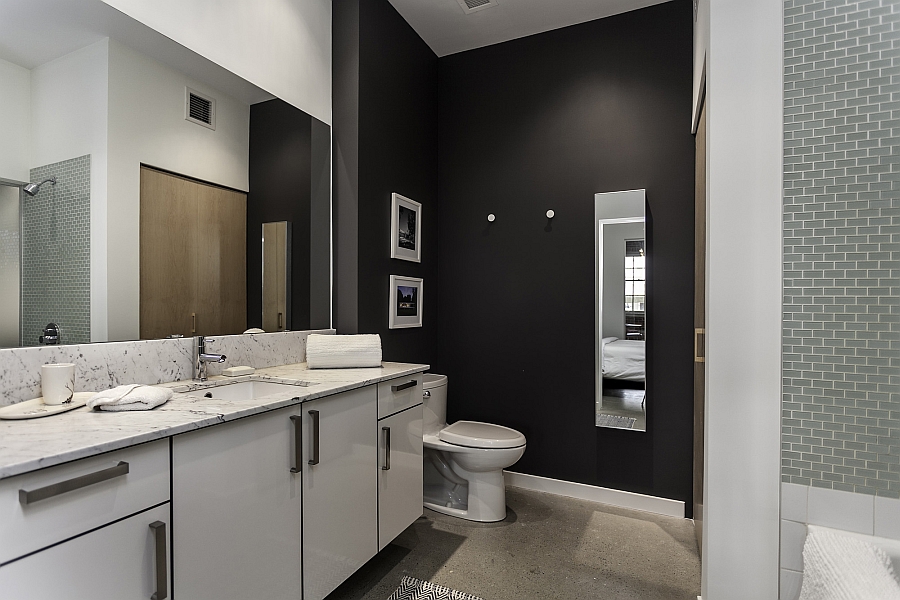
(306, 334, 382, 369)
(87, 384, 173, 412)
(800, 525, 900, 600)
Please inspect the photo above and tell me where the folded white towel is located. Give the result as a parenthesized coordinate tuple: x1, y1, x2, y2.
(87, 384, 173, 412)
(800, 525, 900, 600)
(306, 334, 382, 369)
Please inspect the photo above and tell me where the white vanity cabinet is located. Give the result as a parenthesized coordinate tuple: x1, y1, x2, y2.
(0, 440, 171, 600)
(172, 404, 303, 600)
(0, 368, 428, 600)
(301, 385, 379, 600)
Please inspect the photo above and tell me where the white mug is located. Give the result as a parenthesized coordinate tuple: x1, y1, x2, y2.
(41, 363, 75, 405)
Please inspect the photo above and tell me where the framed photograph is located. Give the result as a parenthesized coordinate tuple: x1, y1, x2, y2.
(389, 275, 423, 329)
(390, 193, 421, 263)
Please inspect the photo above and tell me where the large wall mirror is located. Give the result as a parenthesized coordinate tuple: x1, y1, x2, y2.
(595, 189, 646, 432)
(0, 0, 331, 348)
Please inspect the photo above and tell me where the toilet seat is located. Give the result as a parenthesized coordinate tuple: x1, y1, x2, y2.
(438, 420, 526, 449)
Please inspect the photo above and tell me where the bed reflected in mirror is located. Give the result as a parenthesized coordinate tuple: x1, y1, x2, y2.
(595, 189, 646, 431)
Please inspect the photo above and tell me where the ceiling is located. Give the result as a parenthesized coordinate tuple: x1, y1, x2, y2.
(387, 0, 672, 57)
(0, 0, 272, 105)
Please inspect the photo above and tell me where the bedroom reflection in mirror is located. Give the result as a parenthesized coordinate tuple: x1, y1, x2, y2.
(595, 189, 646, 432)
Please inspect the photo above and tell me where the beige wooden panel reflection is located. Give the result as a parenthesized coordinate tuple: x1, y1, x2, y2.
(197, 183, 247, 336)
(140, 166, 246, 339)
(262, 222, 288, 332)
(140, 166, 199, 339)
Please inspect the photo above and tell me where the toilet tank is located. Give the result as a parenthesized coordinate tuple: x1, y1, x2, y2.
(422, 373, 448, 436)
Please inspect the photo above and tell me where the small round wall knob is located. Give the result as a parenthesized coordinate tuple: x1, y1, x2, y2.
(487, 214, 495, 222)
(546, 210, 555, 219)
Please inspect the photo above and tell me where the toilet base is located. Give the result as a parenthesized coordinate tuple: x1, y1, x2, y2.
(423, 499, 505, 523)
(423, 450, 510, 522)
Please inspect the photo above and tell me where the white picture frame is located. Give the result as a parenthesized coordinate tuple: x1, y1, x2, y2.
(389, 275, 423, 329)
(390, 193, 422, 262)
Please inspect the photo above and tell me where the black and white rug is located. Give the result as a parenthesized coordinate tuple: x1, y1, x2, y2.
(596, 414, 637, 429)
(386, 576, 484, 600)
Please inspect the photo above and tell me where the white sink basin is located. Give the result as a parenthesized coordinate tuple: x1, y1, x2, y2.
(193, 381, 311, 402)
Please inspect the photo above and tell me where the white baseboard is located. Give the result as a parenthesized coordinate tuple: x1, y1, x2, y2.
(504, 470, 685, 518)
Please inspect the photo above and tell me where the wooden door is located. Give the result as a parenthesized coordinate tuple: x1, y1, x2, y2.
(196, 182, 247, 336)
(140, 166, 247, 339)
(140, 166, 200, 339)
(693, 99, 707, 553)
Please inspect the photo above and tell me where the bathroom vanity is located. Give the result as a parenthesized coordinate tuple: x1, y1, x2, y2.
(0, 362, 426, 600)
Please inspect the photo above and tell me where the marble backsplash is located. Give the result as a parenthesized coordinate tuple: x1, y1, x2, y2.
(0, 330, 334, 407)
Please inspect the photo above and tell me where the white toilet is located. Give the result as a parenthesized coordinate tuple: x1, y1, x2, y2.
(422, 374, 526, 522)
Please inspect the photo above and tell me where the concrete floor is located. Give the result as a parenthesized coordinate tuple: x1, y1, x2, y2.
(326, 486, 700, 600)
(597, 388, 647, 431)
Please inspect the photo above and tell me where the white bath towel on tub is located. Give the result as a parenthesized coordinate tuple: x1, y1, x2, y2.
(306, 334, 382, 369)
(799, 525, 900, 600)
(87, 384, 173, 411)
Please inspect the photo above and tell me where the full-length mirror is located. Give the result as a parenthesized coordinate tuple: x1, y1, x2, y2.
(0, 0, 331, 348)
(595, 189, 646, 431)
(262, 221, 291, 333)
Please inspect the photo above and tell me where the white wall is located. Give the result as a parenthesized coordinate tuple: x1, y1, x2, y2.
(0, 185, 20, 348)
(602, 221, 644, 340)
(701, 0, 783, 598)
(0, 58, 32, 183)
(100, 0, 332, 125)
(30, 39, 110, 343)
(106, 38, 250, 341)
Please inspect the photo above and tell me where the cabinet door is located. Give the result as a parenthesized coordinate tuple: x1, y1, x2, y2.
(0, 503, 170, 600)
(302, 386, 378, 600)
(173, 405, 302, 600)
(378, 404, 423, 551)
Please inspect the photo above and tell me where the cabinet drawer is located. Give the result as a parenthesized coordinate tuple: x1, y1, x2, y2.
(0, 503, 171, 600)
(378, 374, 424, 419)
(0, 439, 169, 564)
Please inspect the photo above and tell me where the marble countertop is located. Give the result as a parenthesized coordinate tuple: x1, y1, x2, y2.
(0, 361, 428, 480)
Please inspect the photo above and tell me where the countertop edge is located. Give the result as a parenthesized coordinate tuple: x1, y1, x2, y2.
(0, 362, 429, 480)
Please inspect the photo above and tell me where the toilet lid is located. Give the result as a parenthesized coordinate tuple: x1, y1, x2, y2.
(439, 421, 526, 449)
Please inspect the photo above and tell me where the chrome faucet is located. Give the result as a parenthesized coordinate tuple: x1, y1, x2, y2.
(193, 336, 226, 382)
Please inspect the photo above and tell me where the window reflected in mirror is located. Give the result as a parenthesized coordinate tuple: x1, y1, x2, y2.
(624, 240, 645, 341)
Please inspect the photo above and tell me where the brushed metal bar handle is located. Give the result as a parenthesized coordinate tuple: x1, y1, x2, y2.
(391, 380, 417, 393)
(290, 415, 302, 473)
(308, 410, 320, 466)
(382, 427, 391, 471)
(277, 312, 283, 330)
(149, 521, 167, 600)
(694, 328, 706, 363)
(191, 312, 196, 334)
(19, 461, 129, 505)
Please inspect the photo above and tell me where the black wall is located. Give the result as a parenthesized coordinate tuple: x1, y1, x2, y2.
(248, 99, 312, 330)
(436, 1, 696, 509)
(334, 0, 440, 364)
(333, 0, 360, 334)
